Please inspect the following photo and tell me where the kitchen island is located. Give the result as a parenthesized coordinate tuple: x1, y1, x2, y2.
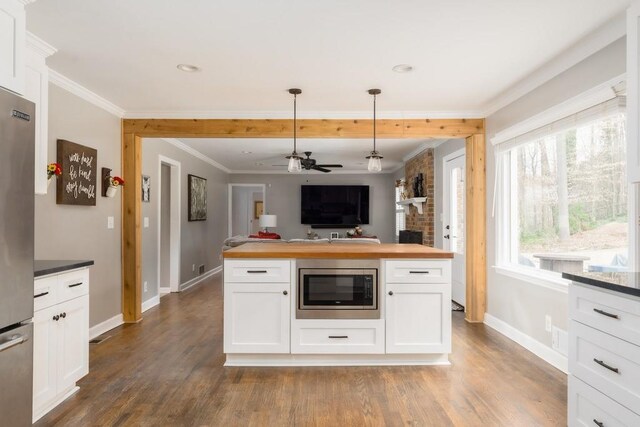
(223, 243, 454, 366)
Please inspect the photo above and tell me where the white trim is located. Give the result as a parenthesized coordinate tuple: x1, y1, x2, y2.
(33, 386, 79, 423)
(89, 313, 124, 340)
(228, 183, 266, 238)
(48, 69, 126, 117)
(402, 140, 447, 162)
(157, 155, 181, 294)
(26, 32, 57, 57)
(123, 110, 484, 120)
(493, 265, 570, 294)
(484, 313, 568, 374)
(483, 13, 626, 117)
(179, 266, 222, 292)
(159, 287, 171, 295)
(159, 138, 231, 173)
(491, 74, 625, 146)
(224, 353, 450, 367)
(142, 295, 160, 313)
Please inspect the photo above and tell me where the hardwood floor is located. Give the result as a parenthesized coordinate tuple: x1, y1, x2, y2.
(36, 275, 567, 426)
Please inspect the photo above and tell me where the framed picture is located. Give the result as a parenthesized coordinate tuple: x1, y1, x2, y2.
(56, 139, 97, 206)
(254, 200, 264, 219)
(142, 175, 151, 202)
(188, 174, 207, 221)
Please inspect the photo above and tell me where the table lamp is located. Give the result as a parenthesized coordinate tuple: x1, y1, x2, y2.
(259, 214, 277, 233)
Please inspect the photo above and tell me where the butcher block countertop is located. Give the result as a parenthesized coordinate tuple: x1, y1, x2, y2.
(223, 243, 454, 259)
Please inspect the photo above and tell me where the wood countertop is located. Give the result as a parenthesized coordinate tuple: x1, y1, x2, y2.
(223, 243, 453, 259)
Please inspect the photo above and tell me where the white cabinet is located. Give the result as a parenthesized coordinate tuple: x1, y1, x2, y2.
(0, 0, 25, 94)
(224, 281, 290, 354)
(33, 268, 90, 423)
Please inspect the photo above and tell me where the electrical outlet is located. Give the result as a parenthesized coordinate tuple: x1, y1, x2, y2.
(143, 217, 149, 228)
(199, 264, 205, 275)
(107, 216, 114, 229)
(545, 315, 552, 332)
(552, 326, 568, 356)
(143, 281, 148, 292)
(192, 264, 195, 272)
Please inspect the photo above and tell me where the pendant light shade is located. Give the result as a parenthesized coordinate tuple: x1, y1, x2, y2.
(286, 88, 302, 173)
(366, 88, 383, 173)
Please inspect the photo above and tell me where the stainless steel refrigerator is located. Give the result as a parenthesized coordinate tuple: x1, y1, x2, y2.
(0, 87, 35, 426)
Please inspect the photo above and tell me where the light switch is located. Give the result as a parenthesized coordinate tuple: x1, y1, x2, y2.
(107, 216, 114, 229)
(144, 217, 149, 228)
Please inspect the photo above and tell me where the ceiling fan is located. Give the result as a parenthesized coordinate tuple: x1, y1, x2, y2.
(274, 151, 343, 173)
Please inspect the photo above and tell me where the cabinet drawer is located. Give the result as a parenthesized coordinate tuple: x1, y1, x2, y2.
(385, 260, 450, 284)
(34, 276, 58, 312)
(570, 321, 640, 412)
(569, 375, 640, 427)
(570, 284, 640, 347)
(57, 269, 89, 303)
(224, 260, 291, 283)
(292, 320, 384, 354)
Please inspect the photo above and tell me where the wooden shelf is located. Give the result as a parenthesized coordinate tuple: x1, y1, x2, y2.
(397, 197, 427, 214)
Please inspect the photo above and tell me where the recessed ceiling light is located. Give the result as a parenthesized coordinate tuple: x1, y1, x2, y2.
(392, 64, 413, 73)
(241, 150, 252, 154)
(177, 64, 199, 72)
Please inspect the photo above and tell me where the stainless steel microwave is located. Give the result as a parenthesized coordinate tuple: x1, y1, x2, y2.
(297, 259, 379, 319)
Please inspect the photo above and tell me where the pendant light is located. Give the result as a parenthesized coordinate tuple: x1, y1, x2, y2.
(366, 88, 383, 172)
(286, 88, 302, 173)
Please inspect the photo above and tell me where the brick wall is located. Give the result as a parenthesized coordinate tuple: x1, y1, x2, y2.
(404, 149, 434, 247)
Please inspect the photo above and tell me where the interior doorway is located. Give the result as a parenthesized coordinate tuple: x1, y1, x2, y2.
(228, 184, 266, 237)
(443, 149, 466, 307)
(158, 155, 181, 295)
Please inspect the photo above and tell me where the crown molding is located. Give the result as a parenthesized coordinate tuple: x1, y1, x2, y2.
(482, 12, 626, 117)
(123, 110, 485, 120)
(402, 139, 447, 162)
(48, 69, 126, 118)
(18, 0, 38, 5)
(229, 169, 395, 175)
(160, 139, 231, 173)
(26, 32, 57, 57)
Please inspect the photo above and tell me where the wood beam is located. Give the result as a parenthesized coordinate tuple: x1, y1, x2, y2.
(122, 118, 484, 139)
(464, 133, 487, 323)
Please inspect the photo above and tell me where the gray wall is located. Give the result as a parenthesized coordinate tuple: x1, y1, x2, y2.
(485, 37, 626, 347)
(35, 84, 122, 327)
(230, 173, 396, 242)
(434, 139, 466, 249)
(141, 139, 229, 303)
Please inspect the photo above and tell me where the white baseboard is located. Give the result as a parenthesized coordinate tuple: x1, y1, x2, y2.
(89, 313, 124, 340)
(179, 265, 222, 291)
(159, 287, 171, 295)
(142, 295, 160, 313)
(484, 313, 568, 374)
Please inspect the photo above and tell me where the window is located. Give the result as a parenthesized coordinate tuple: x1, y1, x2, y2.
(395, 180, 406, 242)
(495, 97, 629, 278)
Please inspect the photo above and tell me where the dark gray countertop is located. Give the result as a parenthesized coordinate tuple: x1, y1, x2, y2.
(562, 271, 640, 298)
(34, 260, 94, 277)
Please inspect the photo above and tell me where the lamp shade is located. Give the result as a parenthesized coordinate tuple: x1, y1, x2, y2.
(259, 214, 277, 228)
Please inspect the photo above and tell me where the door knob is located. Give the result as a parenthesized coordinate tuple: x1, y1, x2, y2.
(283, 290, 288, 295)
(388, 291, 394, 296)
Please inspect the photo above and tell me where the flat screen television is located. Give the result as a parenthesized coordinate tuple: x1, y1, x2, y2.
(301, 185, 369, 228)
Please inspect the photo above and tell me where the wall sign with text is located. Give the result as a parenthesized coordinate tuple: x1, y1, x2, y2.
(56, 139, 97, 206)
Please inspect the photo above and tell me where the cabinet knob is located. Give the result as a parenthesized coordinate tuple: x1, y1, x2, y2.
(53, 315, 59, 321)
(283, 290, 288, 296)
(388, 291, 394, 296)
(60, 312, 66, 318)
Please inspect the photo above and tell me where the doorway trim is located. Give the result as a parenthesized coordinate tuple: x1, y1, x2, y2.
(157, 155, 181, 295)
(228, 183, 266, 238)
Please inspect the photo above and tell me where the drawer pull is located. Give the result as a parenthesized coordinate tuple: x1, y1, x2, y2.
(409, 271, 430, 274)
(593, 358, 619, 374)
(328, 335, 348, 339)
(593, 419, 604, 427)
(246, 270, 268, 274)
(68, 282, 83, 288)
(593, 308, 619, 319)
(34, 291, 49, 299)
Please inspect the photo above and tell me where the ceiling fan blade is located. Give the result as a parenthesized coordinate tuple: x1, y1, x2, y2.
(313, 166, 331, 173)
(316, 164, 343, 168)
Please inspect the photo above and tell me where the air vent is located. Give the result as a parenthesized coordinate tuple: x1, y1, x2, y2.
(199, 264, 205, 275)
(89, 335, 112, 344)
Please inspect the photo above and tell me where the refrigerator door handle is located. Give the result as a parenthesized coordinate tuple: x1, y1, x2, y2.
(0, 334, 27, 353)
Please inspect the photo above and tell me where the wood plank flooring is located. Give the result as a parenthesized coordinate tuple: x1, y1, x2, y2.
(36, 275, 567, 426)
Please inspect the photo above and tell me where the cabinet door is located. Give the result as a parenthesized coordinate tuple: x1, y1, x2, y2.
(386, 283, 451, 354)
(224, 282, 290, 353)
(0, 0, 25, 94)
(57, 295, 89, 392)
(628, 1, 640, 182)
(25, 45, 50, 194)
(33, 306, 59, 417)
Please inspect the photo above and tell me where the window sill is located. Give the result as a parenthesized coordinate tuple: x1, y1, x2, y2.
(493, 265, 570, 294)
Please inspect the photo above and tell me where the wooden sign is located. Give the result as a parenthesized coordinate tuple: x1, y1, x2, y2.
(56, 139, 97, 206)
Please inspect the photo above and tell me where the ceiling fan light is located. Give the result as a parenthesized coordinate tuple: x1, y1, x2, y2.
(367, 154, 382, 173)
(288, 155, 302, 173)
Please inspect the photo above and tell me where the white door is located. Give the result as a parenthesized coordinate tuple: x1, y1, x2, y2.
(443, 152, 466, 306)
(57, 295, 89, 392)
(33, 306, 59, 414)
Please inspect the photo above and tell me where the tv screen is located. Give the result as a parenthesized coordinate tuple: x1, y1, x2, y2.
(301, 185, 369, 227)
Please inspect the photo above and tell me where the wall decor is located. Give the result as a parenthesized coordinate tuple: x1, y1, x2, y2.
(56, 139, 97, 206)
(142, 175, 151, 202)
(188, 174, 207, 221)
(254, 200, 264, 219)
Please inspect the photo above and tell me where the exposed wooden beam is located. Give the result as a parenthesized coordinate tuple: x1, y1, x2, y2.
(122, 118, 484, 139)
(464, 133, 487, 323)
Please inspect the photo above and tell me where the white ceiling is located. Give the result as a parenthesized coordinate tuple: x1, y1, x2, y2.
(26, 0, 631, 116)
(168, 138, 445, 173)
